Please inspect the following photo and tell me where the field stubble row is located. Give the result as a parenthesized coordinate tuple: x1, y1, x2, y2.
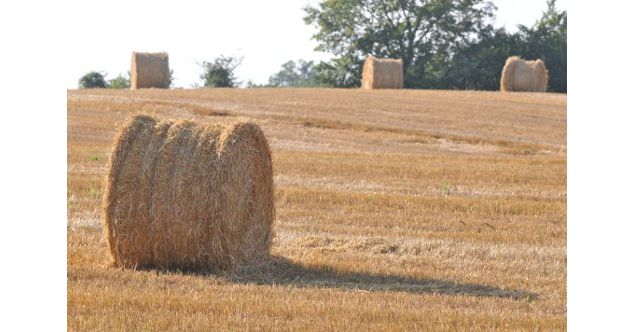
(67, 88, 566, 330)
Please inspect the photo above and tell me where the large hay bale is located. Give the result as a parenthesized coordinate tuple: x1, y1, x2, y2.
(103, 115, 274, 270)
(361, 56, 404, 89)
(500, 56, 549, 92)
(130, 52, 170, 89)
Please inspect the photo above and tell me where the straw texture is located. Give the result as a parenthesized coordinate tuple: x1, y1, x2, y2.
(103, 115, 274, 270)
(361, 56, 404, 89)
(130, 52, 170, 89)
(500, 56, 549, 92)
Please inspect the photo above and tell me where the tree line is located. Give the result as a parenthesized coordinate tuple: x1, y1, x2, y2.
(79, 0, 566, 92)
(277, 0, 566, 92)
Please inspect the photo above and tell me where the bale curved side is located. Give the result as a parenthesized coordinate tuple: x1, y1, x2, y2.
(103, 115, 274, 270)
(500, 56, 549, 92)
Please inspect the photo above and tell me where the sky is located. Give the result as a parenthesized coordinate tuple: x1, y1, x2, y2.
(65, 0, 567, 89)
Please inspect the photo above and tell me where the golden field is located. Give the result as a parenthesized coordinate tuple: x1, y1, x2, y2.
(67, 88, 566, 330)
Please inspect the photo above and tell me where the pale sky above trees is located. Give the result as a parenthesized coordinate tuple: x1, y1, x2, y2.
(66, 0, 567, 88)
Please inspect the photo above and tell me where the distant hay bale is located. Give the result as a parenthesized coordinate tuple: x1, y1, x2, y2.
(500, 56, 549, 92)
(103, 115, 274, 270)
(361, 56, 404, 89)
(130, 52, 170, 89)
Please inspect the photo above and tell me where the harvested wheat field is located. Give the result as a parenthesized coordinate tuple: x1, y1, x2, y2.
(68, 88, 566, 330)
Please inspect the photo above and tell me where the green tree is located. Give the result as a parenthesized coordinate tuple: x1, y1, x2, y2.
(312, 58, 362, 87)
(442, 0, 566, 92)
(269, 60, 306, 87)
(78, 71, 108, 89)
(246, 80, 266, 88)
(199, 56, 242, 87)
(516, 0, 567, 92)
(108, 72, 130, 89)
(304, 0, 496, 87)
(437, 27, 523, 90)
(165, 69, 175, 88)
(268, 60, 336, 87)
(267, 59, 366, 88)
(268, 60, 305, 87)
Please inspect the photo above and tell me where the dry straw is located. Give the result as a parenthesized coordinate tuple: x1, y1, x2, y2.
(130, 52, 170, 89)
(361, 56, 404, 89)
(500, 56, 549, 92)
(103, 115, 275, 270)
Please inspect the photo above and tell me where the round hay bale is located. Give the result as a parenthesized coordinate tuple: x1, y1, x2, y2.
(103, 115, 274, 270)
(130, 52, 170, 89)
(361, 56, 404, 89)
(500, 56, 549, 92)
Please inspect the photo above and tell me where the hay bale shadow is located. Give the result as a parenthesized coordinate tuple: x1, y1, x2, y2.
(168, 255, 536, 300)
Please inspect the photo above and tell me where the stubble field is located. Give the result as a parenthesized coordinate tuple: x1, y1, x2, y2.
(67, 88, 566, 330)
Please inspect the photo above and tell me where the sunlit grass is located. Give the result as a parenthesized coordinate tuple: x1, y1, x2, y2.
(68, 88, 566, 330)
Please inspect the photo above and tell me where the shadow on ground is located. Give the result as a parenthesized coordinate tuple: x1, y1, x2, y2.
(200, 255, 535, 300)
